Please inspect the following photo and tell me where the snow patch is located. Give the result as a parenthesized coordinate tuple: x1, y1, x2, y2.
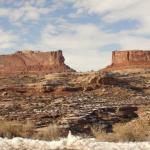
(0, 132, 149, 150)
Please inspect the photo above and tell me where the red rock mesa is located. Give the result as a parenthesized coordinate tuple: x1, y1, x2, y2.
(0, 50, 75, 75)
(106, 50, 150, 71)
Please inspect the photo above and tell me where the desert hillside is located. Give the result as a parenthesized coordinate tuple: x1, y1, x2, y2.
(0, 50, 149, 140)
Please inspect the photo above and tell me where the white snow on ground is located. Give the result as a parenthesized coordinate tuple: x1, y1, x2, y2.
(0, 132, 150, 150)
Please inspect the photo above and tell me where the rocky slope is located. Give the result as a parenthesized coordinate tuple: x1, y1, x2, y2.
(0, 49, 149, 138)
(106, 50, 150, 72)
(0, 50, 74, 75)
(0, 71, 150, 135)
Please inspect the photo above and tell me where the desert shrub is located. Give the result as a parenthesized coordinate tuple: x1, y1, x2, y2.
(35, 123, 61, 140)
(91, 119, 150, 142)
(22, 120, 35, 137)
(0, 121, 22, 138)
(0, 120, 62, 140)
(114, 119, 150, 142)
(0, 120, 34, 138)
(91, 125, 118, 142)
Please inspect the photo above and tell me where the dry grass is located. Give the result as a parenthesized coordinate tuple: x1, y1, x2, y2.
(91, 119, 150, 142)
(0, 120, 62, 140)
(1, 118, 149, 142)
(0, 120, 34, 138)
(91, 125, 118, 142)
(113, 119, 150, 142)
(34, 123, 61, 140)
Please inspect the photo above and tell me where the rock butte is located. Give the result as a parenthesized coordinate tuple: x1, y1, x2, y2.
(106, 50, 150, 71)
(0, 50, 75, 75)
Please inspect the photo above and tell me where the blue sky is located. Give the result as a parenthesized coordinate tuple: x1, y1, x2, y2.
(0, 0, 150, 71)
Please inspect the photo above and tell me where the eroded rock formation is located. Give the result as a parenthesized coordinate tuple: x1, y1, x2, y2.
(106, 50, 150, 71)
(0, 50, 74, 75)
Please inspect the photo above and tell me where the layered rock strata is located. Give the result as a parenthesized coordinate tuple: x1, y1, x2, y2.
(106, 50, 150, 71)
(0, 50, 74, 75)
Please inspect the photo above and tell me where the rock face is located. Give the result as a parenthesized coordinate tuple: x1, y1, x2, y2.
(112, 50, 150, 66)
(0, 50, 74, 75)
(106, 50, 150, 71)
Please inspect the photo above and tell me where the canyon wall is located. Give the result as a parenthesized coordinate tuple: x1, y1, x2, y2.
(105, 50, 150, 71)
(112, 50, 150, 66)
(0, 50, 75, 75)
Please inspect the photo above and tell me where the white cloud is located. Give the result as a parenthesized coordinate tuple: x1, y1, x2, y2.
(0, 1, 51, 22)
(66, 0, 150, 35)
(40, 23, 115, 50)
(65, 0, 140, 15)
(1, 0, 150, 71)
(30, 0, 47, 6)
(70, 0, 139, 13)
(35, 19, 150, 71)
(0, 29, 18, 50)
(103, 1, 150, 36)
(21, 22, 113, 71)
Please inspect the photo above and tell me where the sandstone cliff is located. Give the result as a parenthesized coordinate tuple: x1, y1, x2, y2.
(106, 50, 150, 71)
(0, 50, 75, 75)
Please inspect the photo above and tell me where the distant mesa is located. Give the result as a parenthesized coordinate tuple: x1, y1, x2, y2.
(105, 50, 150, 71)
(1, 49, 150, 75)
(0, 50, 75, 75)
